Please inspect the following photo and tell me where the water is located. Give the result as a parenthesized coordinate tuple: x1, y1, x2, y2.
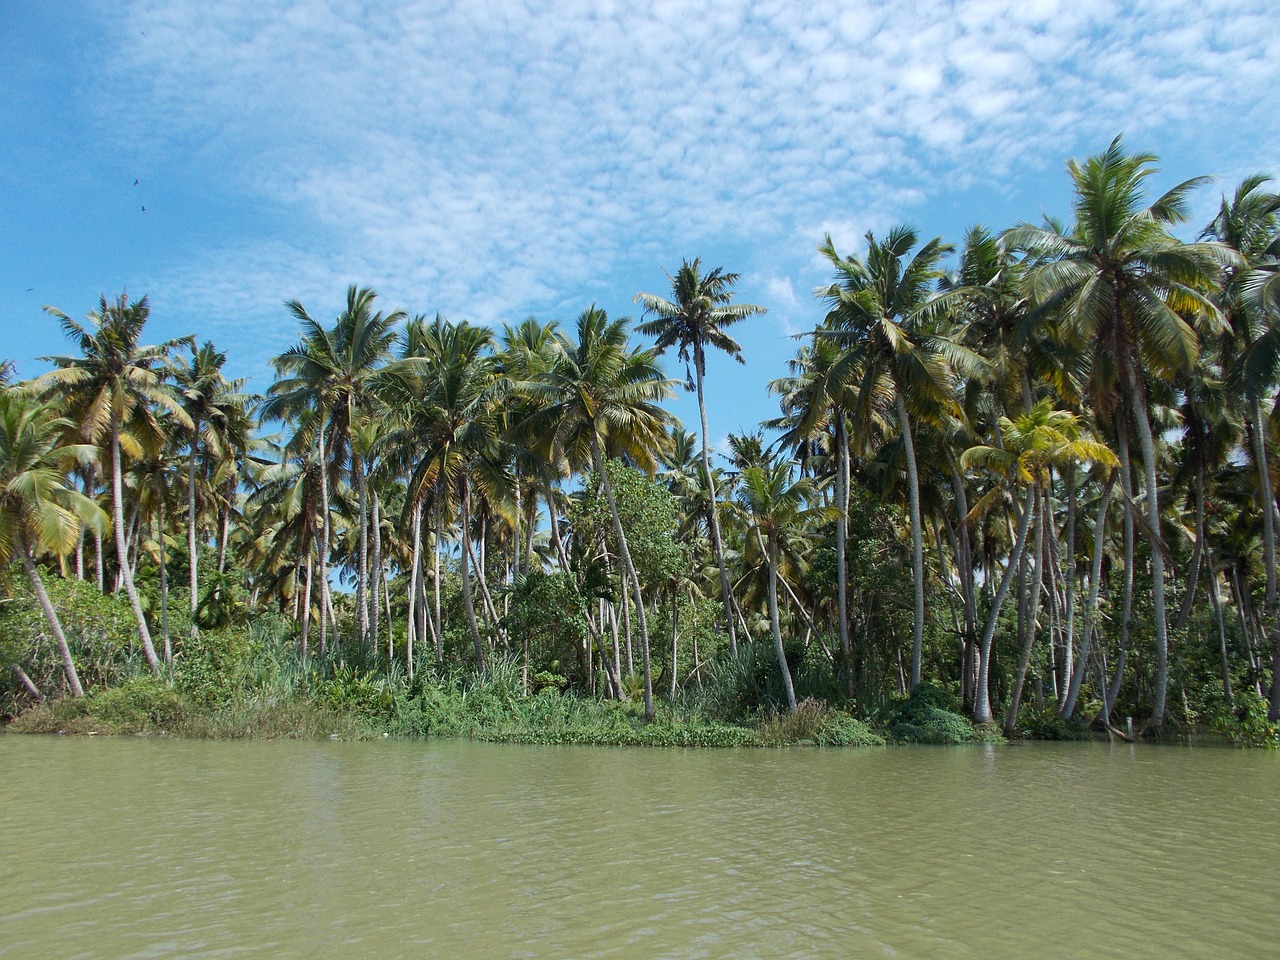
(2, 736, 1276, 958)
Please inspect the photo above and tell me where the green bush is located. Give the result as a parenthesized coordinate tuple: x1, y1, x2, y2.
(757, 698, 884, 746)
(1017, 706, 1090, 741)
(886, 683, 978, 744)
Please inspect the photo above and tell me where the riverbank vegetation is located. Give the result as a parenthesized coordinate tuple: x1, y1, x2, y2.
(2, 138, 1279, 747)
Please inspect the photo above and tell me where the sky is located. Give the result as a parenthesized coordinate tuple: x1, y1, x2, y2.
(3, 0, 1278, 451)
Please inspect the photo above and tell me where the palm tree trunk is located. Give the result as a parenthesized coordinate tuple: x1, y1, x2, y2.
(591, 437, 654, 721)
(20, 537, 85, 697)
(835, 414, 853, 697)
(461, 476, 485, 669)
(110, 416, 160, 673)
(894, 392, 926, 689)
(1063, 466, 1077, 702)
(1005, 485, 1046, 735)
(1107, 425, 1137, 720)
(973, 484, 1036, 724)
(301, 552, 313, 657)
(433, 494, 444, 661)
(188, 424, 200, 624)
(355, 456, 370, 647)
(317, 429, 333, 655)
(695, 347, 738, 657)
(1063, 473, 1114, 718)
(371, 488, 382, 657)
(408, 499, 421, 676)
(764, 528, 797, 713)
(157, 500, 171, 665)
(1250, 402, 1280, 720)
(669, 590, 679, 700)
(1128, 363, 1170, 727)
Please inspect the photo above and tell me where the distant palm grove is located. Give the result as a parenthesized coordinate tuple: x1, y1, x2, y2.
(3, 138, 1279, 745)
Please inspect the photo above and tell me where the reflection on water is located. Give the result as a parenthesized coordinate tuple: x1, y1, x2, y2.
(2, 737, 1275, 959)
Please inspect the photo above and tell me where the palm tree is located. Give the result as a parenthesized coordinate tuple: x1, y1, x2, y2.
(636, 260, 765, 655)
(385, 315, 510, 668)
(816, 226, 985, 689)
(736, 458, 827, 712)
(0, 388, 109, 696)
(1202, 174, 1280, 719)
(172, 341, 247, 630)
(516, 307, 676, 719)
(263, 285, 406, 649)
(1005, 136, 1230, 726)
(38, 293, 192, 673)
(961, 400, 1116, 726)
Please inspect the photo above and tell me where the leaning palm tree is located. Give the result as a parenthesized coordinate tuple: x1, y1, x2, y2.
(1005, 136, 1231, 726)
(635, 260, 765, 655)
(736, 458, 827, 713)
(516, 307, 676, 720)
(0, 388, 109, 696)
(961, 400, 1117, 726)
(38, 293, 192, 673)
(816, 227, 986, 689)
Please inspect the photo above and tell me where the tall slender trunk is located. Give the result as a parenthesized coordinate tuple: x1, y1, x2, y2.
(694, 347, 738, 656)
(1063, 467, 1077, 702)
(592, 437, 654, 721)
(355, 455, 370, 647)
(371, 488, 382, 657)
(1251, 402, 1280, 721)
(157, 500, 171, 665)
(188, 422, 200, 624)
(317, 429, 332, 656)
(460, 476, 485, 668)
(1005, 485, 1046, 735)
(1063, 474, 1114, 718)
(973, 484, 1036, 724)
(763, 528, 797, 712)
(111, 417, 160, 672)
(669, 590, 679, 700)
(1107, 425, 1136, 720)
(301, 552, 313, 657)
(433, 495, 444, 661)
(1128, 362, 1170, 727)
(835, 414, 852, 696)
(408, 499, 421, 676)
(1207, 558, 1232, 707)
(20, 538, 85, 697)
(894, 392, 926, 689)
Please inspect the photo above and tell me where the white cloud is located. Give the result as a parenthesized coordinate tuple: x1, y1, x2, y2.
(73, 0, 1280, 388)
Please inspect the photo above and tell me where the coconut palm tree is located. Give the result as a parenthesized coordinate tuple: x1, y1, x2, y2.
(961, 400, 1116, 726)
(0, 388, 109, 696)
(38, 293, 192, 673)
(264, 285, 406, 649)
(516, 307, 676, 719)
(172, 341, 248, 629)
(1005, 136, 1231, 726)
(1202, 174, 1280, 718)
(736, 458, 828, 713)
(636, 260, 765, 655)
(816, 226, 985, 689)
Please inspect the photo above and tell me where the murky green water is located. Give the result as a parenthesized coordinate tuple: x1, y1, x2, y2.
(2, 736, 1275, 958)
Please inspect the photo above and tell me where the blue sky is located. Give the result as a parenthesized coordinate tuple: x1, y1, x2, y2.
(3, 0, 1278, 451)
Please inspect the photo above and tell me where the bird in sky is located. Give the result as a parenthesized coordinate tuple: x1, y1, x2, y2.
(134, 179, 139, 186)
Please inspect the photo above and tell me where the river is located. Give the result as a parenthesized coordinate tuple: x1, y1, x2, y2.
(1, 737, 1275, 958)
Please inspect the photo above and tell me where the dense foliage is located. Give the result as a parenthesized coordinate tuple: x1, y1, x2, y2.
(3, 138, 1279, 748)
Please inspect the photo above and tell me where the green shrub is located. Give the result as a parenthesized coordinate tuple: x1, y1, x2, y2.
(886, 683, 977, 744)
(757, 698, 884, 747)
(1017, 706, 1090, 741)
